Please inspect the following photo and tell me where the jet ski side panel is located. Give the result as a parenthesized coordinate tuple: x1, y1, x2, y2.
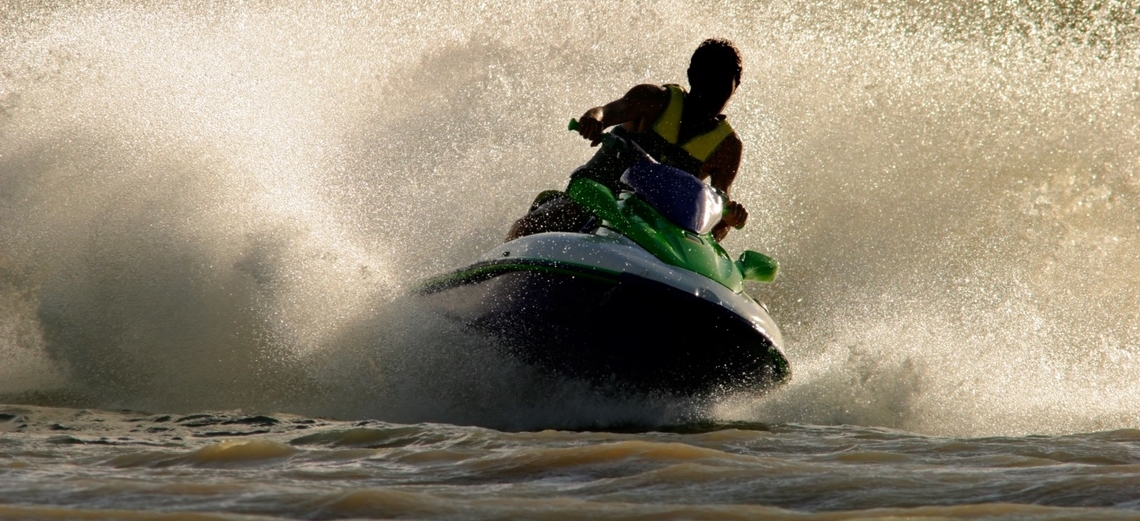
(423, 232, 783, 349)
(418, 258, 789, 396)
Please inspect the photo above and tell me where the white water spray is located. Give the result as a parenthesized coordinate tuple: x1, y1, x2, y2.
(1, 1, 1138, 435)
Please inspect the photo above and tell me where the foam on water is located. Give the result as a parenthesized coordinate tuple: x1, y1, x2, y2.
(1, 1, 1138, 435)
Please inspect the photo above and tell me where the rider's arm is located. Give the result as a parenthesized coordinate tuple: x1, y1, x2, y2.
(703, 135, 749, 241)
(575, 84, 669, 146)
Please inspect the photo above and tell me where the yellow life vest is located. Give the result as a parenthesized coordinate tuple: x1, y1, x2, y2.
(650, 84, 735, 163)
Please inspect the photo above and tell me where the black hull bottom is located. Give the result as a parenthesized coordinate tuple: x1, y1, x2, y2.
(420, 268, 789, 397)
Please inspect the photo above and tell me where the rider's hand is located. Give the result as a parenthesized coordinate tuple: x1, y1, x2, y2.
(577, 109, 605, 146)
(722, 200, 749, 230)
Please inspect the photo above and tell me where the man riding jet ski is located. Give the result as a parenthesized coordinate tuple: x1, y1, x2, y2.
(507, 38, 749, 242)
(416, 39, 789, 397)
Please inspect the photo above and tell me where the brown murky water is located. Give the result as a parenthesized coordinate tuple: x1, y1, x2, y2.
(6, 405, 1140, 520)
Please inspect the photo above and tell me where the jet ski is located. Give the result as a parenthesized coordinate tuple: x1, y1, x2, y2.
(416, 131, 790, 397)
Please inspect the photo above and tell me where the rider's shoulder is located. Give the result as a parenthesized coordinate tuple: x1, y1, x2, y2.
(624, 83, 670, 102)
(722, 130, 742, 148)
(713, 131, 743, 161)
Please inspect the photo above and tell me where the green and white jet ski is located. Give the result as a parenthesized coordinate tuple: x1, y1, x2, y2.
(417, 131, 790, 397)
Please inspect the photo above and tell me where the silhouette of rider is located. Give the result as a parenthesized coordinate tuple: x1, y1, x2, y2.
(507, 38, 749, 242)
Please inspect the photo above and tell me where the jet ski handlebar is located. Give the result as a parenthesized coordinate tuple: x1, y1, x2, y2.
(569, 118, 656, 164)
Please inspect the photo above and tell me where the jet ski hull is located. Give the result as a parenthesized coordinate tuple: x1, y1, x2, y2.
(417, 232, 789, 397)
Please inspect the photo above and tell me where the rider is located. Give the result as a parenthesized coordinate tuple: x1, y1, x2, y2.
(506, 38, 749, 242)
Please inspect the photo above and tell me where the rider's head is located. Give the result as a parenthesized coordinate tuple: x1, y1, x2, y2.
(687, 38, 743, 114)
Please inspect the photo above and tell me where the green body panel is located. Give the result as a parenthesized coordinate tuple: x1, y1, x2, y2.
(615, 194, 744, 293)
(567, 177, 747, 293)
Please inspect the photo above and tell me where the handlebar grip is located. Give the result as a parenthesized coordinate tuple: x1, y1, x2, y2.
(568, 118, 580, 131)
(724, 203, 746, 229)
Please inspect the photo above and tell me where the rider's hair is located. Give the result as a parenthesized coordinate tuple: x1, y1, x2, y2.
(689, 38, 743, 84)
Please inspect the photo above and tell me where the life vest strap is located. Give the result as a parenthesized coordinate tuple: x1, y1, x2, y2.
(650, 84, 734, 163)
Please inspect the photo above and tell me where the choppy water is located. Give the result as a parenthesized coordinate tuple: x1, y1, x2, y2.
(2, 0, 1140, 518)
(7, 405, 1140, 520)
